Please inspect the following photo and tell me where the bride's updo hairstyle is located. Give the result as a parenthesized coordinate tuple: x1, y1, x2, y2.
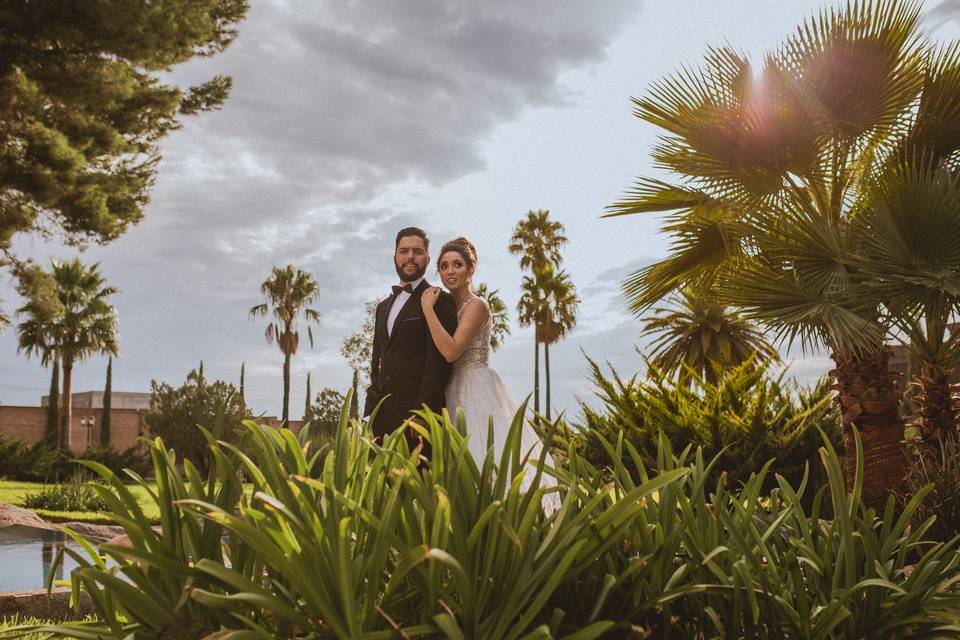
(437, 236, 478, 270)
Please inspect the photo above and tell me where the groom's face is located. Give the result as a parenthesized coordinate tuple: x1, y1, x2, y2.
(394, 235, 429, 282)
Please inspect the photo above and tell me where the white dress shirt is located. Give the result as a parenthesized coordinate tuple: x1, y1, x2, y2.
(387, 276, 424, 336)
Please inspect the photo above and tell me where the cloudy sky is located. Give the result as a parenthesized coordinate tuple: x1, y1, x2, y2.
(4, 0, 960, 421)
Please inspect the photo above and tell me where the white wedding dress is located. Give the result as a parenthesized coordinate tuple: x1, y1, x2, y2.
(445, 297, 561, 511)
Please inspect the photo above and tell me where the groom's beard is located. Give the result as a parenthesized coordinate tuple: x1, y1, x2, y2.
(395, 260, 427, 282)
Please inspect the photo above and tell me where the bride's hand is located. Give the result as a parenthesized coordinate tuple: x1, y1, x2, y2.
(421, 287, 441, 311)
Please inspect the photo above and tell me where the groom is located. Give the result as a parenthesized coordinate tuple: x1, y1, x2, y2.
(364, 227, 458, 458)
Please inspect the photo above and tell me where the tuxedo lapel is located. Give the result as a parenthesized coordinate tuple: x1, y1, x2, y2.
(387, 279, 429, 348)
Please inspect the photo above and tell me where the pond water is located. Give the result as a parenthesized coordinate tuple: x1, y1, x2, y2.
(0, 525, 87, 591)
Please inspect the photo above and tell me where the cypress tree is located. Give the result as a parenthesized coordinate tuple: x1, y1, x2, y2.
(240, 362, 246, 403)
(199, 360, 205, 384)
(304, 372, 312, 420)
(101, 357, 113, 447)
(46, 358, 60, 443)
(350, 369, 360, 419)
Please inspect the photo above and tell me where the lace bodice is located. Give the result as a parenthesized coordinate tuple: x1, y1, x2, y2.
(453, 297, 490, 370)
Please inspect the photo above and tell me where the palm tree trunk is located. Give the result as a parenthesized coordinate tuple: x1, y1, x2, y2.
(914, 360, 956, 453)
(831, 346, 906, 507)
(533, 338, 541, 418)
(60, 360, 73, 452)
(282, 353, 291, 425)
(545, 341, 552, 421)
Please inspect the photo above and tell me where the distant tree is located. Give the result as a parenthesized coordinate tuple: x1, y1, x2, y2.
(145, 369, 248, 473)
(641, 288, 779, 386)
(340, 300, 377, 419)
(475, 283, 510, 351)
(239, 362, 246, 403)
(17, 259, 119, 451)
(508, 210, 567, 273)
(250, 266, 321, 424)
(304, 372, 312, 421)
(305, 387, 346, 445)
(510, 210, 569, 415)
(518, 267, 579, 420)
(306, 388, 345, 426)
(539, 268, 579, 420)
(45, 358, 59, 444)
(0, 1, 249, 319)
(101, 357, 113, 446)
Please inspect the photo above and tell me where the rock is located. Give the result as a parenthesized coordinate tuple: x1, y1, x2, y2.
(0, 504, 56, 531)
(58, 522, 125, 542)
(104, 526, 162, 548)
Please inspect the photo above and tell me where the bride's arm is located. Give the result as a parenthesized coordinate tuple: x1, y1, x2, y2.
(422, 292, 489, 363)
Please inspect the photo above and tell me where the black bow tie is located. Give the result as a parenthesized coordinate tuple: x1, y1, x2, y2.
(391, 283, 413, 296)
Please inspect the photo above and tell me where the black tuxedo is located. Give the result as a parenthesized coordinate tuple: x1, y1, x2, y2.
(363, 279, 458, 453)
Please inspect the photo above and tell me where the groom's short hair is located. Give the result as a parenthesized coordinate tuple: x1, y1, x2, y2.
(395, 227, 429, 251)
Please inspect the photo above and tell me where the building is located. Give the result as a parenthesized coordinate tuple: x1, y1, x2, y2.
(1, 391, 304, 452)
(40, 391, 151, 411)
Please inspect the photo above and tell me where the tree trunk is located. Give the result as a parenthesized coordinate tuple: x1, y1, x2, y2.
(545, 341, 552, 421)
(831, 346, 906, 507)
(60, 360, 73, 452)
(533, 339, 541, 418)
(282, 353, 291, 425)
(914, 361, 956, 453)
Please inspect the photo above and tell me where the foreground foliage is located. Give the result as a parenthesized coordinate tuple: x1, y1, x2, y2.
(7, 396, 960, 639)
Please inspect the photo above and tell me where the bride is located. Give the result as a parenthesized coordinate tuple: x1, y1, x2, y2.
(420, 237, 559, 508)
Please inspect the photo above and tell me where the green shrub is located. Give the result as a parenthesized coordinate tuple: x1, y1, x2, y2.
(144, 368, 249, 474)
(19, 476, 111, 512)
(9, 395, 960, 639)
(0, 434, 150, 483)
(568, 356, 842, 494)
(901, 436, 960, 542)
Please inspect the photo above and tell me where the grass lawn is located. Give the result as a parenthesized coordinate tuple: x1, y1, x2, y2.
(0, 614, 94, 637)
(0, 480, 160, 524)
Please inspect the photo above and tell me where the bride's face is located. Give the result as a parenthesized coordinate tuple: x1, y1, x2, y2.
(438, 250, 474, 292)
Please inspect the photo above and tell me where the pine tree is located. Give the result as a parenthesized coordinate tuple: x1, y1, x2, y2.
(1, 2, 249, 320)
(101, 357, 113, 447)
(45, 358, 60, 444)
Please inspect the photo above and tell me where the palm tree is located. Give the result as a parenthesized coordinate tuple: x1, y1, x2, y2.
(474, 283, 511, 351)
(854, 159, 960, 451)
(510, 210, 568, 415)
(508, 210, 567, 273)
(517, 275, 546, 415)
(642, 288, 779, 386)
(17, 259, 119, 451)
(517, 268, 579, 420)
(607, 1, 942, 502)
(539, 268, 579, 420)
(250, 265, 321, 424)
